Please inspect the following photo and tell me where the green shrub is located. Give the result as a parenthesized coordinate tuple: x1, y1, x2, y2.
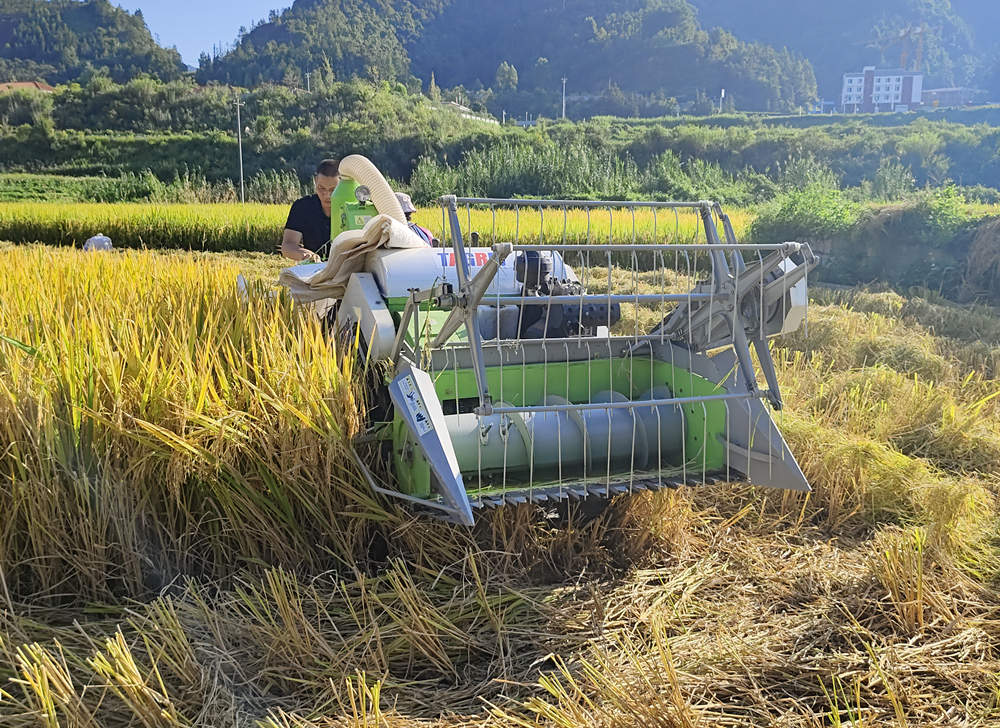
(774, 155, 840, 192)
(408, 157, 464, 205)
(956, 184, 1000, 205)
(900, 186, 970, 246)
(866, 160, 916, 201)
(749, 184, 863, 243)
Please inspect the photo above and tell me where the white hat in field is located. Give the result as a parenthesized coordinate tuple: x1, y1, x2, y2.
(395, 192, 417, 214)
(83, 234, 113, 251)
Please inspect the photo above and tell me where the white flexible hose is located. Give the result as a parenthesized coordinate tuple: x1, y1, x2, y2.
(338, 154, 406, 223)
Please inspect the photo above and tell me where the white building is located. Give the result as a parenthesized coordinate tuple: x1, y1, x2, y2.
(842, 67, 923, 113)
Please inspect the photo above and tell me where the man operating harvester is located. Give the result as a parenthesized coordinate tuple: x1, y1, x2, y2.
(281, 159, 340, 262)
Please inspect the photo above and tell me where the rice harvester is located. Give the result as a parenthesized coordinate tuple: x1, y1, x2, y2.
(279, 155, 818, 526)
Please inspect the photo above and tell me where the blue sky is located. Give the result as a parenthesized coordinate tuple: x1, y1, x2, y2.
(117, 1, 288, 66)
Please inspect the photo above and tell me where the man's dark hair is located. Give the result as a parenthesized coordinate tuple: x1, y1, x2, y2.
(315, 159, 340, 177)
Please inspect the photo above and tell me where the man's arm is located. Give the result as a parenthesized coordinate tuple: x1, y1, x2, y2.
(281, 228, 320, 262)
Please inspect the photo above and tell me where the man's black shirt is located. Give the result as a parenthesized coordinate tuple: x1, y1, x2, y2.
(285, 195, 331, 253)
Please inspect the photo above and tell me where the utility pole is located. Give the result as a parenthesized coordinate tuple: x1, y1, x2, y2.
(305, 72, 311, 93)
(561, 77, 567, 119)
(234, 95, 245, 204)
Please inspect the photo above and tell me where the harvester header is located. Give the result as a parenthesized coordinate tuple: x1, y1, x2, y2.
(279, 159, 817, 526)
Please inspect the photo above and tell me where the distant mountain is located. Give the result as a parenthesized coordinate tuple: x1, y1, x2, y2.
(197, 0, 817, 113)
(689, 0, 977, 98)
(0, 0, 185, 84)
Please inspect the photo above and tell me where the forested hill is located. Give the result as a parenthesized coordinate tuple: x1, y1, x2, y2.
(0, 0, 185, 84)
(689, 0, 980, 98)
(5, 0, 1000, 116)
(196, 0, 818, 114)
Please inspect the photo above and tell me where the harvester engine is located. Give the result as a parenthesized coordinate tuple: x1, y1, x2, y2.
(515, 250, 621, 339)
(278, 156, 818, 526)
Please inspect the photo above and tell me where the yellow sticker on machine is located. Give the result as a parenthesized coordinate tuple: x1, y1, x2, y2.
(400, 374, 433, 436)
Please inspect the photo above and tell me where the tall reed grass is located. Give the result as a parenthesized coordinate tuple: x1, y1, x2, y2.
(407, 142, 769, 206)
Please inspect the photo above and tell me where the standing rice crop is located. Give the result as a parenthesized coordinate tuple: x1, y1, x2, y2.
(0, 245, 374, 601)
(415, 203, 752, 246)
(0, 202, 753, 253)
(0, 202, 288, 251)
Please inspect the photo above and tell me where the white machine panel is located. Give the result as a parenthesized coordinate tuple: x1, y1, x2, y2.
(337, 273, 396, 359)
(367, 248, 578, 298)
(777, 258, 809, 336)
(367, 247, 522, 298)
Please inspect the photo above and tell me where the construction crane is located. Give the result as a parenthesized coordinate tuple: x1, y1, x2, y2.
(868, 24, 928, 72)
(898, 24, 927, 72)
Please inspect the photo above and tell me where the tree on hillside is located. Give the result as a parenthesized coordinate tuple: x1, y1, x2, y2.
(495, 61, 518, 93)
(428, 71, 441, 101)
(196, 0, 415, 87)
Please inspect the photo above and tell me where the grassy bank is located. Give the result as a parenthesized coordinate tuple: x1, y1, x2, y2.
(10, 101, 1000, 198)
(1, 244, 999, 726)
(751, 186, 1000, 304)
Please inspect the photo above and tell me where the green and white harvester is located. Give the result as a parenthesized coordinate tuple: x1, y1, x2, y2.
(280, 155, 817, 526)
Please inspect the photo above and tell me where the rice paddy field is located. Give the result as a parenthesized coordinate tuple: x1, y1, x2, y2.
(0, 202, 752, 252)
(1, 241, 1000, 727)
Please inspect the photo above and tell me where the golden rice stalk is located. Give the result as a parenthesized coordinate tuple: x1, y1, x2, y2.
(260, 673, 400, 728)
(2, 639, 99, 728)
(871, 527, 958, 636)
(493, 618, 697, 728)
(87, 630, 190, 728)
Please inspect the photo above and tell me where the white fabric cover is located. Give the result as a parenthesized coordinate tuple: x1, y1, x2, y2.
(278, 213, 426, 303)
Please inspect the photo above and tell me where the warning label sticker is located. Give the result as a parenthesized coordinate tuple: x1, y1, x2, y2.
(399, 374, 433, 436)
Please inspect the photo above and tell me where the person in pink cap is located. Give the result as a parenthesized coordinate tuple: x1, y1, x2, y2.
(396, 192, 435, 246)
